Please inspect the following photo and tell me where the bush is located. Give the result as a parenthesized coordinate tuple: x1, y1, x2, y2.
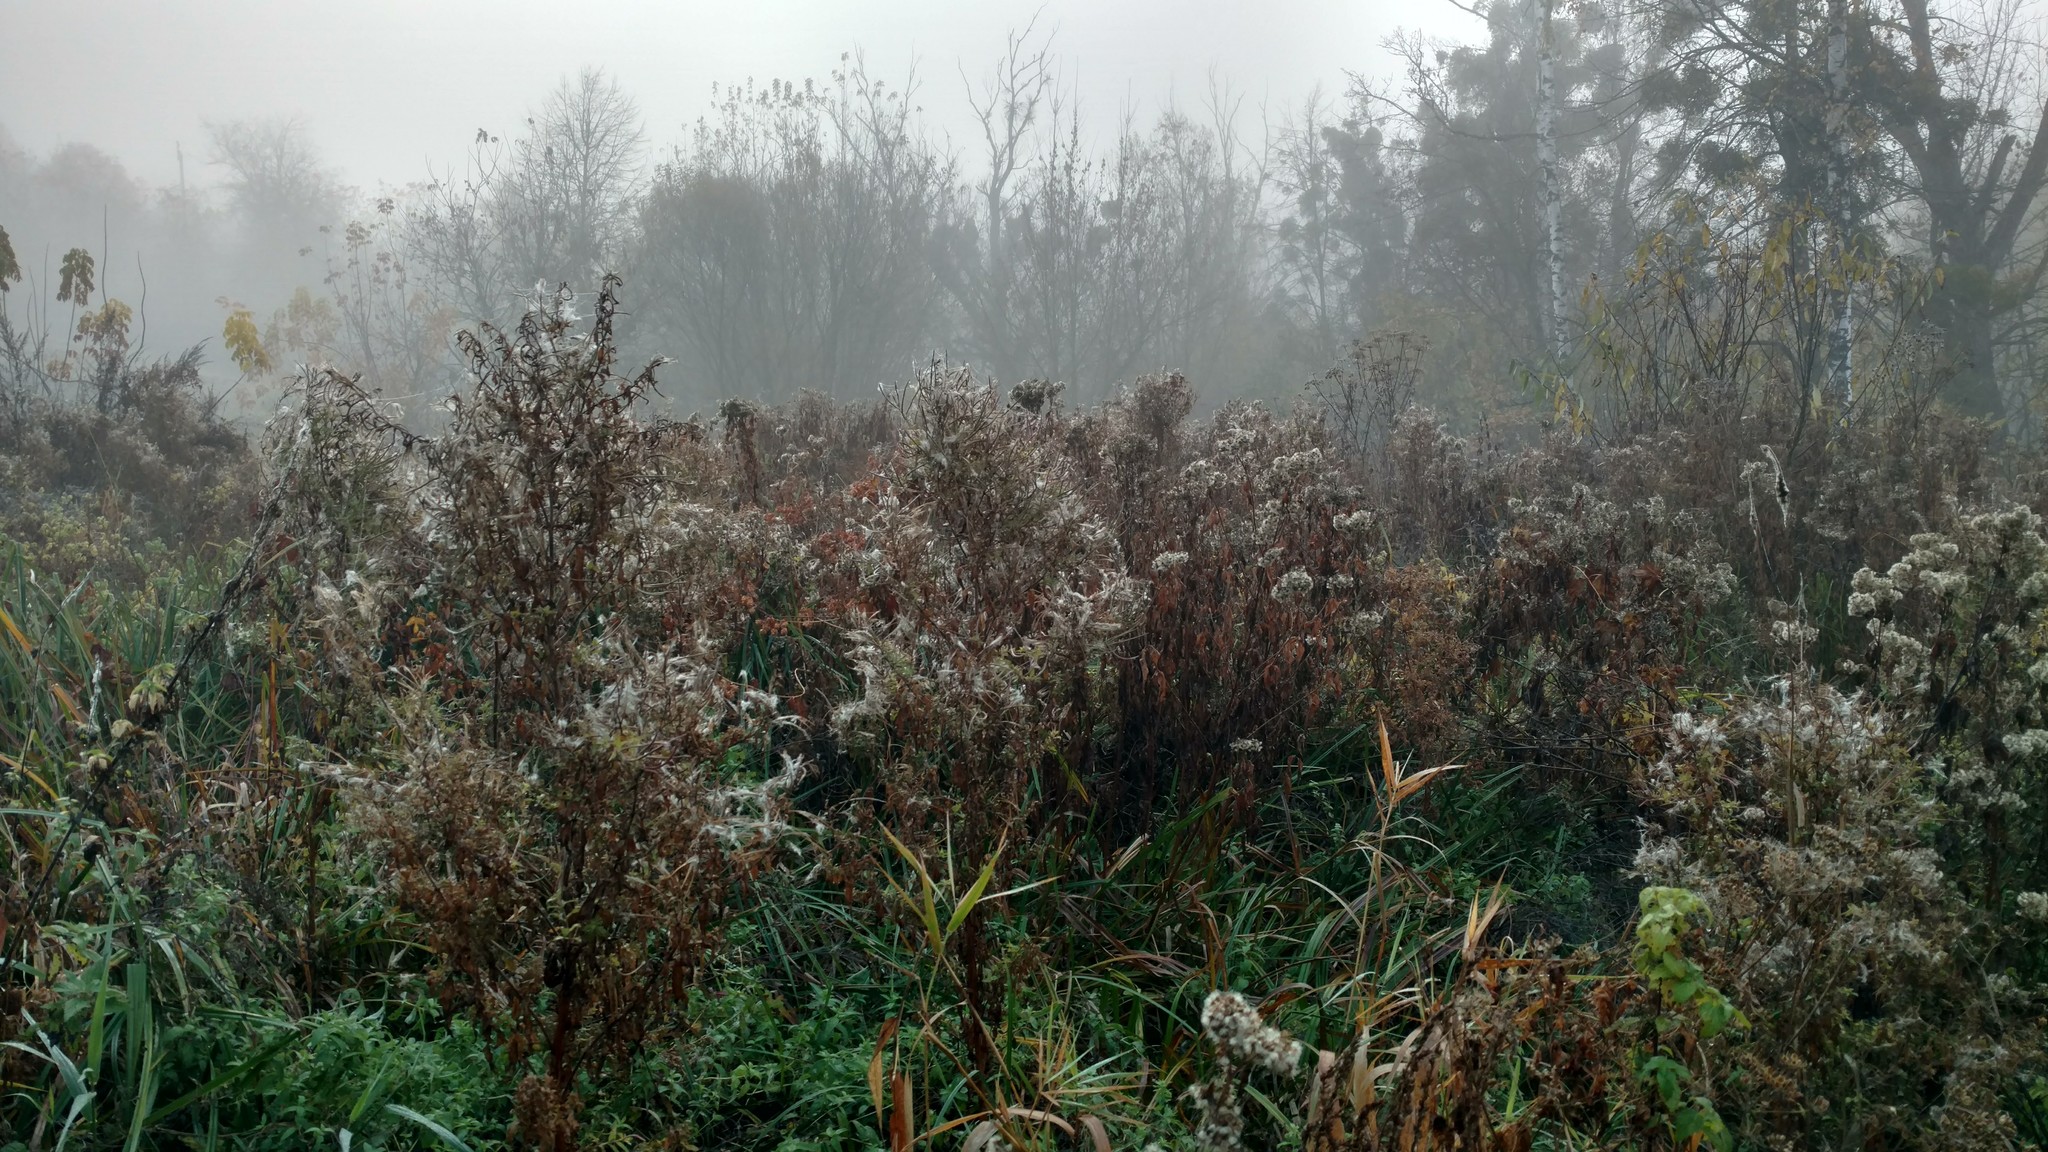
(6, 273, 2045, 1150)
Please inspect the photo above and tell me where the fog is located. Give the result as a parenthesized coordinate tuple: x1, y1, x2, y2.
(0, 1, 1468, 415)
(9, 6, 2048, 1146)
(3, 0, 2044, 427)
(6, 2, 1477, 187)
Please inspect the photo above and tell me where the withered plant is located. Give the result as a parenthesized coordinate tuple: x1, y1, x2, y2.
(1636, 684, 2042, 1150)
(279, 280, 790, 1150)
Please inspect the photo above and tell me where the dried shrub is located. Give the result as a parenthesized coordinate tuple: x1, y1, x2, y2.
(753, 387, 896, 491)
(1311, 331, 1425, 489)
(275, 281, 790, 1149)
(1186, 893, 1744, 1152)
(0, 347, 254, 581)
(1082, 376, 1472, 824)
(1844, 506, 2048, 943)
(1636, 684, 2044, 1150)
(1468, 486, 1739, 840)
(367, 641, 783, 1151)
(814, 363, 1145, 848)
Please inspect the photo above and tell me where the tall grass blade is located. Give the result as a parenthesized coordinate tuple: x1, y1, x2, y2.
(386, 1103, 477, 1152)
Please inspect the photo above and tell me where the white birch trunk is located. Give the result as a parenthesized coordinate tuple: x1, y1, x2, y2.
(1537, 0, 1566, 360)
(1826, 0, 1855, 410)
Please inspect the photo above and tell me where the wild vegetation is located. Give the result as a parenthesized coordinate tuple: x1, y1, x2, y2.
(7, 0, 2048, 1148)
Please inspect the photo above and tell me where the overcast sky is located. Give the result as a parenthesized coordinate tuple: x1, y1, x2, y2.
(2, 0, 1481, 193)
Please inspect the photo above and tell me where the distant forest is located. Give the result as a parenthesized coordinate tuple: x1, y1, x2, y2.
(6, 2, 2048, 1151)
(8, 0, 2048, 430)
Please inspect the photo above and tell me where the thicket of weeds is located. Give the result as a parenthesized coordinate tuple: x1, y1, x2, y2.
(4, 270, 2048, 1151)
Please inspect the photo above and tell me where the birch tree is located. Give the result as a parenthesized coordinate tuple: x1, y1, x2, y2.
(1536, 0, 1567, 359)
(1826, 0, 1855, 409)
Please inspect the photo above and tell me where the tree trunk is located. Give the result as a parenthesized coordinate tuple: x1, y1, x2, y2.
(1825, 0, 1854, 411)
(1930, 267, 2004, 417)
(1537, 0, 1566, 360)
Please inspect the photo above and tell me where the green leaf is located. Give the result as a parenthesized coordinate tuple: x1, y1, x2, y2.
(84, 945, 114, 1086)
(879, 825, 943, 951)
(943, 839, 1004, 941)
(1696, 992, 1742, 1039)
(349, 1051, 395, 1125)
(386, 1104, 477, 1152)
(123, 1033, 159, 1152)
(125, 951, 152, 1097)
(52, 1091, 93, 1152)
(1639, 1054, 1689, 1111)
(57, 248, 95, 306)
(0, 223, 21, 288)
(143, 1026, 302, 1126)
(1676, 1099, 1732, 1152)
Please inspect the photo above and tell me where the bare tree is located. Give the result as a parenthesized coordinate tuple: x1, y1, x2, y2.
(945, 21, 1057, 375)
(507, 68, 646, 291)
(404, 69, 644, 327)
(1272, 90, 1357, 367)
(1872, 0, 2048, 417)
(1147, 82, 1270, 387)
(634, 61, 952, 403)
(207, 118, 342, 255)
(937, 64, 1268, 398)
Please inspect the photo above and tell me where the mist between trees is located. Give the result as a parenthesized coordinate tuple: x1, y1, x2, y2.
(11, 3, 2048, 1149)
(6, 0, 2048, 433)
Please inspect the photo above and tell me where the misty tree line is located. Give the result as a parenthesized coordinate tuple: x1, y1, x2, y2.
(5, 0, 2048, 424)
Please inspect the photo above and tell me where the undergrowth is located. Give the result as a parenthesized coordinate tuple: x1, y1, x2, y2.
(3, 274, 2045, 1151)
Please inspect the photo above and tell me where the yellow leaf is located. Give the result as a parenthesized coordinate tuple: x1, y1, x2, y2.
(1462, 881, 1508, 960)
(1377, 717, 1396, 794)
(0, 603, 31, 655)
(943, 834, 1005, 941)
(223, 308, 274, 377)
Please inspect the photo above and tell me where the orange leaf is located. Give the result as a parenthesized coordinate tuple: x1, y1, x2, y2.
(890, 1071, 914, 1152)
(869, 1017, 899, 1137)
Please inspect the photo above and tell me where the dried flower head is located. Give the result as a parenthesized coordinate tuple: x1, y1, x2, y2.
(1201, 989, 1303, 1077)
(1272, 568, 1314, 603)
